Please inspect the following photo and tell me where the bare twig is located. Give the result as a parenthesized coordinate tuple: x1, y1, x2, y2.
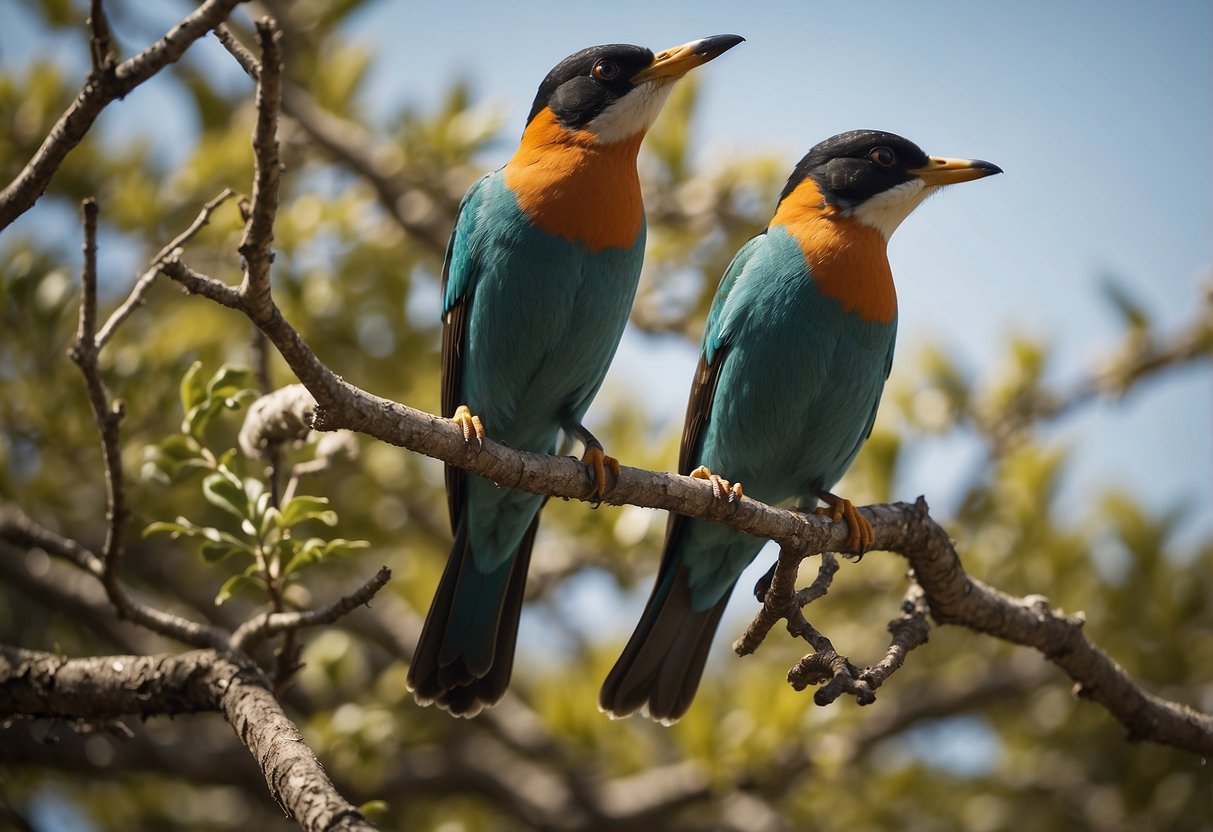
(281, 431, 359, 505)
(160, 255, 243, 307)
(214, 23, 259, 75)
(734, 547, 815, 656)
(238, 19, 283, 316)
(231, 566, 392, 650)
(227, 42, 296, 682)
(87, 0, 116, 74)
(96, 188, 236, 349)
(975, 287, 1213, 449)
(0, 0, 247, 230)
(0, 545, 155, 655)
(856, 581, 932, 694)
(68, 199, 127, 591)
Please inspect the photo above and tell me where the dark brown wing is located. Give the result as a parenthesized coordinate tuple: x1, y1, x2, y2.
(677, 349, 725, 476)
(440, 297, 468, 531)
(664, 346, 727, 550)
(440, 197, 470, 532)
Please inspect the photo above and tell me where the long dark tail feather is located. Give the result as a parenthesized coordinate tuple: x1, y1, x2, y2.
(599, 564, 733, 725)
(407, 514, 540, 717)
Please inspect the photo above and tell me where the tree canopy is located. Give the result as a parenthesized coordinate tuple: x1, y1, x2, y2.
(1, 3, 1210, 831)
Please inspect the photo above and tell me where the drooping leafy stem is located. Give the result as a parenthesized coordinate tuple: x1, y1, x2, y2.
(143, 362, 367, 612)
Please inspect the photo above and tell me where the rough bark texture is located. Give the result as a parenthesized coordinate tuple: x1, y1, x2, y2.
(0, 646, 375, 832)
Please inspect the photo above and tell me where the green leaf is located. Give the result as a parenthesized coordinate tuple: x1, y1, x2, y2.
(260, 506, 282, 538)
(205, 364, 255, 402)
(215, 573, 263, 606)
(1100, 275, 1151, 331)
(202, 470, 247, 519)
(199, 540, 245, 563)
(181, 364, 259, 439)
(279, 495, 337, 529)
(142, 434, 210, 484)
(283, 536, 369, 577)
(143, 519, 195, 538)
(223, 388, 260, 410)
(179, 360, 206, 415)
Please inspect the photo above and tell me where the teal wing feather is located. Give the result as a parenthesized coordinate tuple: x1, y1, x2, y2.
(441, 174, 493, 529)
(678, 232, 767, 476)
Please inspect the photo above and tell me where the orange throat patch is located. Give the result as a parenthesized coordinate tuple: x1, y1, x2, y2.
(502, 107, 644, 252)
(770, 178, 897, 324)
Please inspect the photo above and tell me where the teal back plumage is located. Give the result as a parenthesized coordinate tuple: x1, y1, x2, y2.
(444, 170, 646, 570)
(679, 225, 896, 610)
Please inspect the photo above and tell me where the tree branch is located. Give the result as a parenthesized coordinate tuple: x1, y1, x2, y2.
(86, 0, 116, 75)
(231, 566, 391, 650)
(96, 188, 236, 349)
(0, 646, 376, 832)
(168, 311, 1212, 754)
(68, 198, 125, 588)
(0, 0, 248, 230)
(0, 502, 230, 650)
(975, 285, 1213, 450)
(237, 19, 283, 315)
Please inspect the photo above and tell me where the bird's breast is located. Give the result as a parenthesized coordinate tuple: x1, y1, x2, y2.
(503, 107, 644, 253)
(770, 179, 897, 325)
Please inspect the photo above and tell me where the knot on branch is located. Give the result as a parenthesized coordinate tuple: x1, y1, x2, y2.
(238, 384, 317, 459)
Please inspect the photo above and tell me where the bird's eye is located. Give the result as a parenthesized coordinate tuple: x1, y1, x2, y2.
(592, 60, 620, 81)
(869, 147, 896, 167)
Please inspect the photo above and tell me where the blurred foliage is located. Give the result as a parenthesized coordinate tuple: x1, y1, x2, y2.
(1, 2, 1210, 831)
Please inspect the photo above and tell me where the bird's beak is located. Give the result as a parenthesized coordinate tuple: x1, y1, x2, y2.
(631, 34, 745, 84)
(911, 157, 1003, 186)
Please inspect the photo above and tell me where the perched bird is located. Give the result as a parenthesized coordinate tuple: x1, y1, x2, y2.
(408, 35, 745, 717)
(600, 130, 1001, 723)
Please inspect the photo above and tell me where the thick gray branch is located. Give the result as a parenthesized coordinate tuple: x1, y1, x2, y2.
(0, 646, 375, 832)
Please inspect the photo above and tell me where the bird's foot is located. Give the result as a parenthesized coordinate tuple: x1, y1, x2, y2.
(814, 490, 874, 556)
(582, 442, 622, 504)
(690, 465, 744, 505)
(451, 404, 485, 451)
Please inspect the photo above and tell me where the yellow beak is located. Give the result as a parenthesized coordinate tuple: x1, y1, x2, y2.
(631, 34, 745, 83)
(910, 156, 1003, 186)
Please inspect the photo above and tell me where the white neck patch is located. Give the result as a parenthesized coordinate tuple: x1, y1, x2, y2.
(849, 179, 936, 240)
(582, 80, 675, 145)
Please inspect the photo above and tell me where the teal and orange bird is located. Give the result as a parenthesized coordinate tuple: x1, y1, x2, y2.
(600, 130, 1001, 723)
(408, 35, 745, 717)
